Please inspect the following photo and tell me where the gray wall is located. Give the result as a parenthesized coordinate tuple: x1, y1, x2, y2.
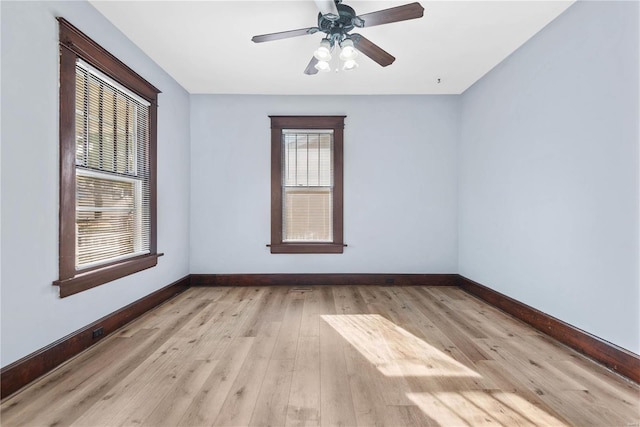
(0, 1, 191, 366)
(190, 95, 460, 274)
(459, 1, 639, 353)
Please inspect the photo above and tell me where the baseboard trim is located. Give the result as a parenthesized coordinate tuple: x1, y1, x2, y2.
(0, 275, 190, 400)
(191, 273, 458, 287)
(458, 275, 640, 383)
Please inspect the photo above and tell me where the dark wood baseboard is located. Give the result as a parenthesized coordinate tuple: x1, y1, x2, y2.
(0, 275, 190, 400)
(458, 275, 640, 383)
(191, 273, 458, 287)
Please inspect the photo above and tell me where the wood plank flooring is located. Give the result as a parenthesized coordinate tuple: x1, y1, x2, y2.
(2, 286, 638, 426)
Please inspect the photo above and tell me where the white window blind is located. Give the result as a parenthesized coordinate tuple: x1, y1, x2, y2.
(75, 60, 150, 269)
(282, 129, 333, 242)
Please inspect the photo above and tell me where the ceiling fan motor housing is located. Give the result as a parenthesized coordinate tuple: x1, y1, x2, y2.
(317, 3, 361, 43)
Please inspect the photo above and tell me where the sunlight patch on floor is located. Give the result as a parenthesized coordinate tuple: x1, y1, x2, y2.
(406, 391, 568, 427)
(321, 314, 480, 378)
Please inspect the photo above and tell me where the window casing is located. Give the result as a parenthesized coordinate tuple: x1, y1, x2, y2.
(270, 116, 345, 254)
(55, 18, 161, 297)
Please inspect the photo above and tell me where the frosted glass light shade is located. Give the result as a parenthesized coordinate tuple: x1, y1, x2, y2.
(339, 39, 358, 61)
(315, 60, 331, 72)
(314, 39, 332, 62)
(342, 59, 359, 71)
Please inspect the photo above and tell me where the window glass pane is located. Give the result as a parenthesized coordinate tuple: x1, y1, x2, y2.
(282, 130, 333, 242)
(283, 188, 333, 242)
(78, 67, 142, 176)
(283, 130, 333, 188)
(74, 62, 150, 269)
(76, 174, 143, 267)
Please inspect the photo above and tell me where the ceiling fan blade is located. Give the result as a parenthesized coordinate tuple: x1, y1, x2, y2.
(304, 57, 320, 75)
(351, 34, 395, 67)
(314, 0, 340, 20)
(357, 2, 424, 28)
(252, 27, 318, 43)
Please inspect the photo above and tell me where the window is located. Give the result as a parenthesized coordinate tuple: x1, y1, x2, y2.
(54, 18, 161, 297)
(269, 116, 345, 253)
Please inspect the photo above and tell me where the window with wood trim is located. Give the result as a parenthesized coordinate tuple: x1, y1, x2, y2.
(270, 116, 345, 254)
(54, 18, 161, 297)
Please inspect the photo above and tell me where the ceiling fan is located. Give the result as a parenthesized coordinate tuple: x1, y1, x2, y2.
(251, 0, 424, 74)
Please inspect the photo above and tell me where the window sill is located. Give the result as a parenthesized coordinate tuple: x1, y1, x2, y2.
(53, 253, 163, 297)
(269, 243, 345, 254)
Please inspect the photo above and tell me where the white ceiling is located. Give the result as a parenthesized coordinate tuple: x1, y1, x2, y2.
(89, 0, 574, 95)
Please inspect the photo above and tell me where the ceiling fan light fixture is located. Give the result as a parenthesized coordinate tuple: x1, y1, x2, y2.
(339, 38, 358, 61)
(313, 39, 332, 61)
(315, 60, 332, 72)
(251, 1, 425, 75)
(342, 59, 359, 71)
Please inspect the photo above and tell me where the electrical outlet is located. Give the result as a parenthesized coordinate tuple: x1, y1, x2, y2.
(92, 327, 104, 339)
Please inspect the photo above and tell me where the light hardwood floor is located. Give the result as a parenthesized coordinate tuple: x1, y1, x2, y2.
(1, 286, 638, 426)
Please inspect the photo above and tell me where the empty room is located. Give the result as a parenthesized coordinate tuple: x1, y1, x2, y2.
(1, 0, 638, 426)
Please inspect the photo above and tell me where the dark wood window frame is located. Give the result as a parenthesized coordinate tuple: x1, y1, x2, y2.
(269, 115, 345, 254)
(54, 18, 161, 297)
